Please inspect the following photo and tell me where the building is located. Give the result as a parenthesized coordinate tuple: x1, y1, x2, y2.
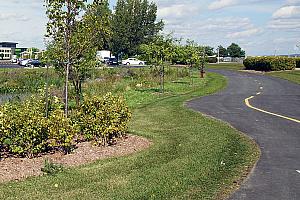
(0, 47, 12, 60)
(0, 42, 18, 48)
(0, 42, 18, 60)
(0, 42, 28, 60)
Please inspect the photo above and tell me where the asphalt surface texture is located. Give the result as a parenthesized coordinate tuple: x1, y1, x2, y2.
(0, 63, 23, 68)
(187, 69, 300, 200)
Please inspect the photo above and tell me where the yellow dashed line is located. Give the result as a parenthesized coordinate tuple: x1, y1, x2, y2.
(245, 96, 300, 124)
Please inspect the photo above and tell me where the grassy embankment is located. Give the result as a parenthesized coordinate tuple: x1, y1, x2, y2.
(0, 68, 259, 199)
(207, 63, 245, 71)
(267, 70, 300, 85)
(207, 63, 300, 85)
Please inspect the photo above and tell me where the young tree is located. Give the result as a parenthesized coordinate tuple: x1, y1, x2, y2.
(185, 40, 201, 68)
(227, 43, 245, 57)
(45, 0, 111, 112)
(139, 35, 174, 93)
(111, 0, 163, 56)
(45, 0, 87, 116)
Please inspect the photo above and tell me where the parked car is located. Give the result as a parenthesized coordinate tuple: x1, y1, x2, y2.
(20, 59, 32, 66)
(106, 57, 119, 65)
(11, 58, 17, 63)
(122, 58, 145, 65)
(26, 60, 41, 67)
(17, 58, 23, 65)
(100, 57, 110, 63)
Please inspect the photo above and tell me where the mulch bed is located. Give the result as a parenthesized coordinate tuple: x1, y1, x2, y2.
(0, 135, 151, 183)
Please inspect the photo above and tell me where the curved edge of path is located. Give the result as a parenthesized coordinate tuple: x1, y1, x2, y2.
(186, 69, 300, 200)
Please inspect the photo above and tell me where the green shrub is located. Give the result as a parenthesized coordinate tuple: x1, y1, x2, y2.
(0, 93, 77, 157)
(206, 57, 218, 63)
(47, 109, 78, 153)
(295, 57, 300, 68)
(243, 56, 296, 71)
(74, 93, 131, 146)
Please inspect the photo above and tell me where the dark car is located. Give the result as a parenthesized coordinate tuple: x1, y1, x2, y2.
(26, 60, 42, 67)
(106, 58, 119, 65)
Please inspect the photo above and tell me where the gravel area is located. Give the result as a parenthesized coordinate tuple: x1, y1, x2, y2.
(0, 135, 151, 183)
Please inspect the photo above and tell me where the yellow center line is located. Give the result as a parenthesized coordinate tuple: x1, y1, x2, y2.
(245, 96, 300, 124)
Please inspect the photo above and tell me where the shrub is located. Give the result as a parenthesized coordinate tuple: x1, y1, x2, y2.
(0, 93, 77, 157)
(295, 57, 300, 68)
(206, 57, 218, 63)
(243, 57, 296, 71)
(47, 109, 78, 153)
(74, 93, 131, 146)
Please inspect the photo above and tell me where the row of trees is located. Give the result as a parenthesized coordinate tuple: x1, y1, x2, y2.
(44, 0, 246, 113)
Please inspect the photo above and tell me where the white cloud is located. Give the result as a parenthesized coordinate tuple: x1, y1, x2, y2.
(226, 28, 262, 38)
(286, 0, 300, 5)
(269, 18, 300, 30)
(164, 17, 257, 41)
(272, 6, 300, 18)
(158, 4, 200, 18)
(208, 0, 238, 10)
(0, 13, 30, 22)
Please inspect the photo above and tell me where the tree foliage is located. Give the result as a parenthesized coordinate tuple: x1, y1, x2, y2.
(204, 46, 214, 56)
(44, 0, 111, 108)
(111, 0, 164, 56)
(218, 45, 228, 57)
(227, 43, 245, 58)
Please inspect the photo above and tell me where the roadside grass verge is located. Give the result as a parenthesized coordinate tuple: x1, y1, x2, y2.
(207, 63, 300, 85)
(0, 72, 259, 199)
(267, 70, 300, 85)
(207, 63, 245, 71)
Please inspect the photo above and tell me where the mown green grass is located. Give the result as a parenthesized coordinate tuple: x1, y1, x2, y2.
(267, 70, 300, 85)
(207, 63, 245, 71)
(0, 72, 259, 200)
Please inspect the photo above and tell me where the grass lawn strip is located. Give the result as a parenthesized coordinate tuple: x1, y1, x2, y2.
(207, 63, 245, 71)
(0, 72, 259, 200)
(267, 70, 300, 85)
(208, 63, 300, 85)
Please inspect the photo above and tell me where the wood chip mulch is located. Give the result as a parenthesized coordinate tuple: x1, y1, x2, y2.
(0, 135, 151, 184)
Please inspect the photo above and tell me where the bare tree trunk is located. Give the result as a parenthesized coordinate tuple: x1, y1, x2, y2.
(65, 0, 71, 117)
(45, 63, 49, 118)
(73, 79, 80, 107)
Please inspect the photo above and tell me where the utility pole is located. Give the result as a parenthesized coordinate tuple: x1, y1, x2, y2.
(217, 47, 220, 64)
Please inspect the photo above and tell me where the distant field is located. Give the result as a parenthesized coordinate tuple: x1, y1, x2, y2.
(267, 70, 300, 85)
(207, 63, 245, 71)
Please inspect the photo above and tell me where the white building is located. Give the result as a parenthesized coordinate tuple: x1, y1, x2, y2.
(0, 47, 12, 60)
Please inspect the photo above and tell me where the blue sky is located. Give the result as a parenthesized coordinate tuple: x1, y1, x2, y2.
(0, 0, 299, 55)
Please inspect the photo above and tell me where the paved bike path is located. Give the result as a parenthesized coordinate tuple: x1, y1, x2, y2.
(187, 70, 300, 200)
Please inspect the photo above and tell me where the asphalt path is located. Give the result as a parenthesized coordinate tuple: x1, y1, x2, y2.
(187, 69, 300, 200)
(0, 64, 23, 68)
